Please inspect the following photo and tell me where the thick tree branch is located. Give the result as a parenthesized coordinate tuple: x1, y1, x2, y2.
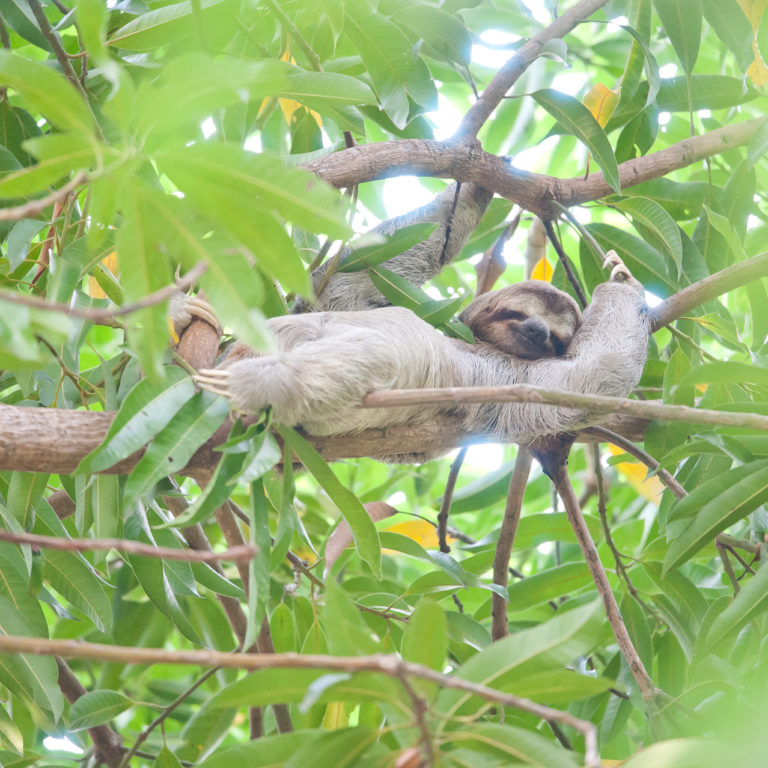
(304, 120, 763, 217)
(1, 251, 765, 473)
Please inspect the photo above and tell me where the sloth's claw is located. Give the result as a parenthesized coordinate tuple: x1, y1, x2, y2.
(602, 250, 633, 283)
(195, 369, 232, 398)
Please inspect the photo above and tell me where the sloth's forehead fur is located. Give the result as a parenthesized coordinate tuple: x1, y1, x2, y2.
(463, 281, 582, 341)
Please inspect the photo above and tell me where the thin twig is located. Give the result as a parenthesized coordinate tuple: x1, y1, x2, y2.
(716, 544, 740, 595)
(263, 0, 323, 71)
(362, 384, 768, 431)
(542, 219, 588, 308)
(537, 439, 656, 700)
(591, 443, 638, 597)
(0, 172, 88, 222)
(0, 529, 257, 563)
(119, 667, 220, 768)
(586, 427, 687, 499)
(0, 634, 601, 768)
(437, 446, 467, 553)
(398, 674, 436, 767)
(27, 0, 89, 97)
(0, 262, 208, 321)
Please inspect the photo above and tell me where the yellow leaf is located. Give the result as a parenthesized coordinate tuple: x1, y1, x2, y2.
(88, 249, 118, 298)
(385, 519, 448, 548)
(258, 44, 324, 126)
(321, 701, 348, 730)
(583, 83, 621, 127)
(608, 444, 663, 503)
(736, 0, 768, 87)
(530, 256, 553, 282)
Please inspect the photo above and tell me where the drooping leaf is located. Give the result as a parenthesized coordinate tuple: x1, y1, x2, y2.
(532, 88, 620, 193)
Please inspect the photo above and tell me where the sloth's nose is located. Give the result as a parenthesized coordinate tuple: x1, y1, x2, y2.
(522, 318, 549, 344)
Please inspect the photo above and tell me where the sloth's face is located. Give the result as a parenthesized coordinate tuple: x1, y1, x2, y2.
(461, 283, 582, 359)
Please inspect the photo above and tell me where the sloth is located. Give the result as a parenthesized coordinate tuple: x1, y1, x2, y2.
(194, 252, 649, 453)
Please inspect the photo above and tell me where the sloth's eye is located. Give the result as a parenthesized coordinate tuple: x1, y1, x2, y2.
(502, 310, 526, 322)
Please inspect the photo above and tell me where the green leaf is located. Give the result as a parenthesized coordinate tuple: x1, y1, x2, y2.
(704, 563, 768, 648)
(197, 249, 273, 353)
(0, 0, 51, 50)
(436, 601, 604, 720)
(0, 595, 64, 722)
(0, 51, 94, 136)
(0, 102, 41, 166)
(614, 196, 683, 275)
(117, 180, 173, 381)
(0, 542, 46, 638)
(532, 88, 620, 194)
(391, 5, 472, 66)
(445, 722, 581, 767)
(663, 460, 768, 572)
(586, 222, 675, 294)
(7, 471, 48, 528)
(654, 0, 702, 74)
(279, 427, 380, 575)
(337, 223, 438, 272)
(0, 703, 23, 755)
(368, 265, 426, 308)
(402, 598, 446, 672)
(283, 726, 377, 768)
(198, 732, 314, 768)
(68, 690, 133, 731)
(123, 520, 201, 644)
(156, 143, 349, 237)
(506, 563, 593, 611)
(108, 0, 228, 49)
(344, 6, 436, 128)
(77, 369, 195, 474)
(244, 481, 271, 650)
(656, 75, 751, 111)
(123, 390, 231, 507)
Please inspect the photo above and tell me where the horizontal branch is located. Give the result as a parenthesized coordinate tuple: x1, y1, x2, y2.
(305, 120, 763, 217)
(0, 530, 256, 563)
(0, 634, 599, 767)
(363, 384, 768, 431)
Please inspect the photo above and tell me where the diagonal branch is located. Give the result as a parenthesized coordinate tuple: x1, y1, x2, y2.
(456, 0, 611, 139)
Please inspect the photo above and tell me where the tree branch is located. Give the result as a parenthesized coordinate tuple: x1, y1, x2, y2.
(0, 634, 600, 768)
(0, 529, 256, 563)
(304, 120, 763, 217)
(456, 0, 611, 139)
(0, 172, 87, 222)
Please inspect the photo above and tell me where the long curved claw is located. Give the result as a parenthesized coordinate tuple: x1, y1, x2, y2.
(186, 297, 223, 336)
(602, 250, 633, 282)
(194, 369, 232, 397)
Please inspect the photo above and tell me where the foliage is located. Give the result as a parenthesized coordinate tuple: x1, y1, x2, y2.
(0, 0, 767, 766)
